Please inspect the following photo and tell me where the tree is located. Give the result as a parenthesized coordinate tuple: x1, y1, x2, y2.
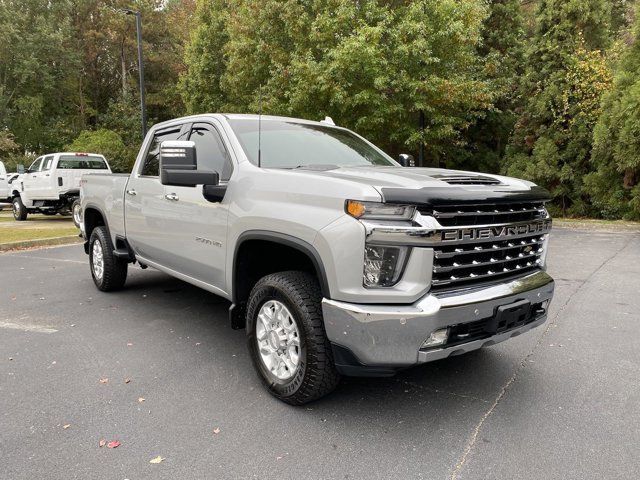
(181, 0, 491, 163)
(503, 0, 615, 216)
(587, 4, 640, 219)
(448, 0, 526, 173)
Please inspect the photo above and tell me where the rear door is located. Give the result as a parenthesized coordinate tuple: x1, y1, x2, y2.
(124, 125, 189, 261)
(157, 121, 234, 289)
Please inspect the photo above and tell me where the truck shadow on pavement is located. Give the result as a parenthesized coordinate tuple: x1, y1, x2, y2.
(119, 269, 519, 425)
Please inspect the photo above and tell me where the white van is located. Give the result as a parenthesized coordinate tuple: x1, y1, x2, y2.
(11, 152, 111, 225)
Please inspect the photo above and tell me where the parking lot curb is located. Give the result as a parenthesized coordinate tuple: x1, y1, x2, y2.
(0, 235, 83, 252)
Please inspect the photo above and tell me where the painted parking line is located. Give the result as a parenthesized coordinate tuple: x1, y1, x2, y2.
(0, 321, 58, 334)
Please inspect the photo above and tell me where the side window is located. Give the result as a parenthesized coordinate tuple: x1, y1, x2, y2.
(42, 156, 54, 171)
(29, 158, 43, 172)
(189, 123, 233, 181)
(139, 127, 186, 177)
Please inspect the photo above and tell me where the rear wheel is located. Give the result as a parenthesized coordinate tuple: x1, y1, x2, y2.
(71, 199, 82, 228)
(12, 197, 27, 221)
(89, 226, 127, 291)
(246, 271, 340, 405)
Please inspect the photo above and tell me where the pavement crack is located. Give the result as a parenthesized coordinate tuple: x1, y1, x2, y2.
(448, 237, 632, 480)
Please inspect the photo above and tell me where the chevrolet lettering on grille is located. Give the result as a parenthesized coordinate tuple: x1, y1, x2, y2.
(441, 219, 552, 243)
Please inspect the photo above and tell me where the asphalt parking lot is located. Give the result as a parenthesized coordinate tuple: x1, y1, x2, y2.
(1, 227, 639, 480)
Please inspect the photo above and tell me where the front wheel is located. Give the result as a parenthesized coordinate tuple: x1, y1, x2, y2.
(12, 197, 27, 221)
(246, 271, 340, 405)
(71, 199, 82, 228)
(89, 226, 128, 291)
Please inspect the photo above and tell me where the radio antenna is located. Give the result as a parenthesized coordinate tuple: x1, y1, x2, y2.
(257, 85, 263, 168)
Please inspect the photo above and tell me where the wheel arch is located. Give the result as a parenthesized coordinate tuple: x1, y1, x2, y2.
(230, 231, 330, 329)
(83, 204, 111, 254)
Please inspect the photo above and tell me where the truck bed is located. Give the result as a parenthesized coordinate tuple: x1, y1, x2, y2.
(80, 173, 129, 241)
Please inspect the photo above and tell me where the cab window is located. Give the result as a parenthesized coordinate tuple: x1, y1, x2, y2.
(140, 127, 187, 177)
(42, 155, 54, 171)
(188, 123, 233, 181)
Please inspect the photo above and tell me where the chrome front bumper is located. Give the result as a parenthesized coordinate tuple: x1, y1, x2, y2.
(322, 270, 554, 374)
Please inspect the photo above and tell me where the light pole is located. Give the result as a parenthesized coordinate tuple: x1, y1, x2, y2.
(120, 9, 147, 140)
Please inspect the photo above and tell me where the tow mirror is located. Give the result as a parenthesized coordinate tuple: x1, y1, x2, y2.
(398, 154, 416, 167)
(17, 164, 25, 174)
(160, 140, 219, 187)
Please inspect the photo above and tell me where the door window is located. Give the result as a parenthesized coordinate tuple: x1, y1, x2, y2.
(188, 123, 233, 181)
(29, 158, 43, 172)
(140, 127, 187, 177)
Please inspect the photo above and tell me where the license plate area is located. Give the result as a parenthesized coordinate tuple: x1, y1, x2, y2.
(486, 299, 531, 334)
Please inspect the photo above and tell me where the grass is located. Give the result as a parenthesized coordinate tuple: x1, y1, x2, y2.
(0, 210, 78, 245)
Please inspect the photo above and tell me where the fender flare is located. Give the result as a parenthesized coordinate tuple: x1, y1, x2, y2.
(82, 203, 112, 254)
(232, 230, 331, 303)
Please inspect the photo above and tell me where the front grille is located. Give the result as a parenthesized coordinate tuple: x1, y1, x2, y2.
(423, 201, 550, 290)
(421, 201, 547, 227)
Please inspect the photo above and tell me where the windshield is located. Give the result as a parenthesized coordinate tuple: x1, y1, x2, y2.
(227, 118, 396, 168)
(57, 155, 108, 170)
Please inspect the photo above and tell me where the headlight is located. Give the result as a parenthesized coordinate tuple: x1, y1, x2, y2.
(363, 245, 409, 287)
(346, 200, 415, 221)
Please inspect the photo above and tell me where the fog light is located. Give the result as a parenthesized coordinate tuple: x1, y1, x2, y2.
(422, 328, 449, 349)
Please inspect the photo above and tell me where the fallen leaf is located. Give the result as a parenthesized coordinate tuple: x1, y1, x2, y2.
(138, 397, 145, 403)
(195, 342, 201, 346)
(99, 378, 108, 384)
(99, 439, 106, 447)
(8, 357, 13, 361)
(124, 378, 131, 384)
(63, 424, 71, 429)
(149, 455, 164, 464)
(127, 343, 133, 346)
(107, 441, 120, 449)
(70, 324, 76, 327)
(213, 427, 221, 434)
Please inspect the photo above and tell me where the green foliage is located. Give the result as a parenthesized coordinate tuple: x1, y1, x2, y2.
(504, 0, 616, 216)
(65, 129, 135, 173)
(181, 0, 492, 162)
(447, 0, 526, 173)
(588, 5, 640, 219)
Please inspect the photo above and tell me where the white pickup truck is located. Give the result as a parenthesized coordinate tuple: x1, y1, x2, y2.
(80, 114, 555, 405)
(11, 153, 111, 225)
(0, 161, 10, 204)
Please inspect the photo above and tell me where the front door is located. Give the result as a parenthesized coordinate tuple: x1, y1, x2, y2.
(158, 121, 233, 291)
(124, 125, 188, 262)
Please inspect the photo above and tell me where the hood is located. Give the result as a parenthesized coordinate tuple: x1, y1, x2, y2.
(292, 165, 550, 205)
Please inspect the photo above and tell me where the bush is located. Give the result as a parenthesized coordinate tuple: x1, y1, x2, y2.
(65, 129, 136, 173)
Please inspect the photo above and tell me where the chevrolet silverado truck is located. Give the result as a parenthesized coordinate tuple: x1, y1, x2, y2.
(12, 152, 111, 225)
(80, 114, 555, 405)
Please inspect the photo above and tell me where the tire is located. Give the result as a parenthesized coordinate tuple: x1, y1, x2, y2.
(12, 196, 27, 221)
(246, 271, 340, 405)
(71, 199, 82, 228)
(89, 226, 128, 291)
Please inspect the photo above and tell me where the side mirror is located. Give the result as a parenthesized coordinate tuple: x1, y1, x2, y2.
(160, 140, 219, 187)
(17, 164, 25, 174)
(398, 154, 416, 167)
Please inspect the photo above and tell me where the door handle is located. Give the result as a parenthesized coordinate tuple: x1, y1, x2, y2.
(165, 193, 179, 201)
(126, 189, 137, 196)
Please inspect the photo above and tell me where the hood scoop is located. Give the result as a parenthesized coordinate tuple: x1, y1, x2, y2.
(432, 174, 502, 186)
